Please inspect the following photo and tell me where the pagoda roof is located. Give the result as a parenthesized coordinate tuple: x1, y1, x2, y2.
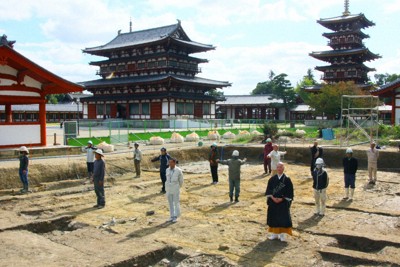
(83, 22, 214, 55)
(322, 30, 369, 39)
(371, 78, 400, 97)
(216, 95, 283, 106)
(315, 63, 375, 72)
(310, 47, 381, 61)
(82, 91, 219, 102)
(80, 74, 231, 89)
(317, 13, 375, 30)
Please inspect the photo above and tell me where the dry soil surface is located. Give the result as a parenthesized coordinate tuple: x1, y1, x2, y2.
(1, 148, 400, 267)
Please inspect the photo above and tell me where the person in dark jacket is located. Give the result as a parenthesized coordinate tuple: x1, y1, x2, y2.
(19, 146, 30, 194)
(263, 138, 273, 175)
(342, 148, 358, 200)
(92, 149, 106, 208)
(310, 141, 323, 176)
(312, 158, 329, 216)
(209, 143, 219, 184)
(265, 162, 294, 242)
(151, 147, 171, 193)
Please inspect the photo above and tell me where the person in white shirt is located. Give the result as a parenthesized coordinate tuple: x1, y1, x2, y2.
(83, 141, 97, 179)
(165, 158, 184, 223)
(267, 144, 287, 177)
(132, 143, 142, 178)
(366, 141, 379, 185)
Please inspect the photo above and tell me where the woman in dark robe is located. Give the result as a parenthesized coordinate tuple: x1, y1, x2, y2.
(265, 162, 294, 242)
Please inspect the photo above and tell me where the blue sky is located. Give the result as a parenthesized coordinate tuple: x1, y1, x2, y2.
(1, 0, 399, 95)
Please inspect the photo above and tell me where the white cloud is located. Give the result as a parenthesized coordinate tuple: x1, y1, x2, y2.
(382, 0, 400, 14)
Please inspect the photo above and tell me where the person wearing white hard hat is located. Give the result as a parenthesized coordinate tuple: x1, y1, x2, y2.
(263, 138, 273, 175)
(217, 150, 247, 202)
(92, 149, 105, 208)
(342, 148, 358, 200)
(83, 140, 97, 179)
(18, 146, 30, 193)
(312, 158, 329, 216)
(366, 141, 379, 185)
(208, 143, 219, 184)
(267, 144, 287, 177)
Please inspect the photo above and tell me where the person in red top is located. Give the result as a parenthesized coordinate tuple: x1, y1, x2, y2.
(263, 138, 273, 175)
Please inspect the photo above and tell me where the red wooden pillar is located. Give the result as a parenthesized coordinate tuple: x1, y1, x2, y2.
(39, 100, 46, 146)
(5, 104, 12, 123)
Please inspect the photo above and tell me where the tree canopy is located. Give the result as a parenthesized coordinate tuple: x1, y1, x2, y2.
(374, 73, 400, 86)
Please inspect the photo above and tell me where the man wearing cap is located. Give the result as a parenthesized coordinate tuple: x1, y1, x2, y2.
(18, 146, 30, 193)
(92, 149, 106, 208)
(151, 147, 171, 193)
(366, 142, 379, 185)
(312, 158, 329, 216)
(165, 158, 184, 223)
(342, 148, 358, 200)
(84, 141, 97, 179)
(209, 143, 219, 184)
(132, 143, 142, 178)
(217, 150, 247, 203)
(263, 138, 273, 175)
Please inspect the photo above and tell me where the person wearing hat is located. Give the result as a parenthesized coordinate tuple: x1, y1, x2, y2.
(151, 147, 171, 193)
(263, 138, 273, 175)
(208, 143, 219, 184)
(18, 146, 30, 193)
(312, 158, 329, 216)
(342, 148, 358, 200)
(310, 141, 323, 177)
(83, 140, 97, 179)
(132, 142, 142, 178)
(366, 141, 379, 185)
(217, 150, 247, 203)
(92, 149, 106, 208)
(165, 158, 184, 223)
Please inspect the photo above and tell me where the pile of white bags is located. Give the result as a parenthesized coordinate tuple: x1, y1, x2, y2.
(251, 130, 262, 135)
(222, 131, 236, 139)
(185, 132, 200, 142)
(208, 131, 220, 140)
(97, 141, 114, 153)
(170, 132, 184, 143)
(149, 136, 164, 145)
(238, 130, 251, 138)
(295, 129, 306, 136)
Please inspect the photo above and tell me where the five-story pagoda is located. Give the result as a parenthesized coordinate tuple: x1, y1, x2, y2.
(310, 0, 380, 86)
(81, 20, 230, 120)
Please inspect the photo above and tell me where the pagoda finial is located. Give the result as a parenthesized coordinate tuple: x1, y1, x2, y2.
(343, 0, 350, 16)
(129, 17, 132, 32)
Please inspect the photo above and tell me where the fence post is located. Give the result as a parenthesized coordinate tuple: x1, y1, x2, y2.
(159, 120, 162, 132)
(174, 119, 176, 132)
(144, 120, 146, 133)
(89, 120, 92, 138)
(108, 121, 111, 140)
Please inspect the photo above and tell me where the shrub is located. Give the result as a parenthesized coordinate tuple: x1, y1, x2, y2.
(261, 122, 278, 137)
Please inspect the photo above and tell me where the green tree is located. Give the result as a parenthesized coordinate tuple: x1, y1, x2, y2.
(251, 70, 276, 95)
(306, 82, 368, 119)
(374, 73, 400, 86)
(295, 69, 317, 103)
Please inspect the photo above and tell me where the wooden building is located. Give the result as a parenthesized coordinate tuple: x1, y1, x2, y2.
(80, 21, 230, 120)
(371, 78, 400, 125)
(309, 0, 380, 86)
(0, 35, 82, 148)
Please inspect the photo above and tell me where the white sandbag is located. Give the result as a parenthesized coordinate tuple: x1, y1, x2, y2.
(97, 141, 114, 153)
(208, 131, 220, 140)
(251, 130, 262, 136)
(150, 136, 164, 145)
(295, 129, 306, 136)
(170, 132, 184, 143)
(278, 129, 287, 134)
(185, 132, 200, 142)
(238, 130, 251, 138)
(222, 131, 236, 139)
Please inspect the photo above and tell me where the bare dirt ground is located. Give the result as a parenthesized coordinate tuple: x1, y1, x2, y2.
(1, 145, 400, 267)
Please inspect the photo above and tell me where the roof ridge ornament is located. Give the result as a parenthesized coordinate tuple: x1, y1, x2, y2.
(343, 0, 350, 16)
(0, 34, 15, 48)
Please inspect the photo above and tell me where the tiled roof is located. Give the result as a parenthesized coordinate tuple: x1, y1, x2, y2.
(83, 22, 213, 53)
(371, 78, 400, 94)
(318, 13, 375, 28)
(216, 95, 283, 106)
(80, 74, 230, 88)
(310, 47, 380, 59)
(81, 92, 218, 102)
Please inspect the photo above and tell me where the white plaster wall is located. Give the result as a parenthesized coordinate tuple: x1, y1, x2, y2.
(0, 90, 41, 97)
(211, 104, 215, 115)
(0, 78, 17, 86)
(24, 76, 42, 89)
(278, 108, 286, 120)
(0, 65, 17, 76)
(169, 101, 175, 115)
(0, 125, 41, 146)
(162, 102, 168, 114)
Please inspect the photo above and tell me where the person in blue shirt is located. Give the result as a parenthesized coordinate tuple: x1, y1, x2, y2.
(19, 146, 30, 194)
(151, 147, 171, 194)
(92, 149, 106, 208)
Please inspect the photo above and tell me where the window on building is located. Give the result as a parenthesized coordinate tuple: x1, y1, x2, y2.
(148, 61, 156, 68)
(138, 62, 146, 69)
(127, 63, 136, 71)
(96, 104, 104, 115)
(117, 65, 126, 71)
(203, 103, 210, 115)
(129, 103, 140, 115)
(142, 103, 150, 115)
(109, 66, 116, 71)
(158, 60, 166, 67)
(176, 103, 184, 115)
(169, 60, 178, 67)
(105, 104, 112, 115)
(186, 103, 194, 115)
